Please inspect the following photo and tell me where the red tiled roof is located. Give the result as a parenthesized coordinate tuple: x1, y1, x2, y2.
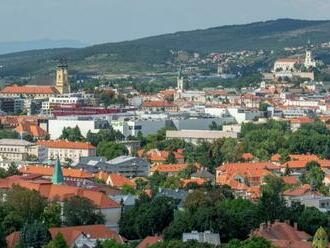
(137, 236, 163, 248)
(150, 163, 188, 173)
(19, 165, 94, 179)
(283, 184, 320, 197)
(16, 121, 47, 138)
(282, 159, 330, 169)
(37, 140, 95, 150)
(146, 149, 184, 162)
(95, 172, 135, 188)
(1, 85, 59, 94)
(252, 222, 311, 247)
(9, 179, 120, 209)
(49, 225, 124, 245)
(180, 178, 206, 187)
(282, 176, 298, 185)
(6, 225, 124, 248)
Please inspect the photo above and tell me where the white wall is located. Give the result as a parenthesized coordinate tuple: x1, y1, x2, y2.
(48, 119, 99, 139)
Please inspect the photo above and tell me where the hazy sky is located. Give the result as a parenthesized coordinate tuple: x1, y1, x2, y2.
(1, 0, 330, 45)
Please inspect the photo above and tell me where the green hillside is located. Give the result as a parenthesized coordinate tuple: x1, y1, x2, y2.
(1, 18, 330, 77)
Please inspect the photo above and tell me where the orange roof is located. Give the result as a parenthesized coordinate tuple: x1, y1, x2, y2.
(180, 178, 206, 187)
(241, 153, 254, 161)
(150, 163, 188, 173)
(253, 221, 311, 247)
(217, 162, 279, 175)
(146, 149, 184, 162)
(271, 154, 281, 162)
(16, 121, 48, 138)
(37, 140, 95, 150)
(282, 159, 330, 169)
(95, 172, 135, 188)
(282, 176, 298, 185)
(137, 236, 163, 248)
(283, 184, 320, 197)
(1, 85, 59, 94)
(289, 117, 314, 124)
(143, 101, 177, 108)
(49, 225, 124, 245)
(19, 165, 94, 179)
(12, 180, 120, 209)
(216, 174, 249, 191)
(6, 225, 124, 248)
(290, 154, 319, 161)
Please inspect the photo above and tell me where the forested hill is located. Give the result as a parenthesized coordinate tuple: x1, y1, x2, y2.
(1, 18, 330, 77)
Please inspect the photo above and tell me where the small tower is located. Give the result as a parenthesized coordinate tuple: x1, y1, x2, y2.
(305, 50, 316, 68)
(313, 227, 328, 248)
(55, 59, 70, 95)
(52, 157, 64, 185)
(177, 67, 184, 92)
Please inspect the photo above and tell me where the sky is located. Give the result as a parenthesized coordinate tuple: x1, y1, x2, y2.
(0, 0, 330, 45)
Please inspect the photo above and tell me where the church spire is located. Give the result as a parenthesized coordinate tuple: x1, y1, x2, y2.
(52, 156, 64, 185)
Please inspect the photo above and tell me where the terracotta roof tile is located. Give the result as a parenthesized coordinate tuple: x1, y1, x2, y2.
(1, 85, 59, 94)
(137, 236, 163, 248)
(150, 163, 188, 173)
(37, 140, 95, 150)
(20, 165, 94, 179)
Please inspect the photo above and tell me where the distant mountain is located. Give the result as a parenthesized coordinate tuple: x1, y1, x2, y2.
(1, 19, 330, 77)
(0, 39, 86, 55)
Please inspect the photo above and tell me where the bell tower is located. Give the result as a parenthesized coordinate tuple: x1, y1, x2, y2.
(56, 59, 70, 95)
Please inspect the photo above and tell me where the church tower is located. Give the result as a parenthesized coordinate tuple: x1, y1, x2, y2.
(55, 59, 70, 95)
(177, 67, 184, 92)
(52, 157, 64, 185)
(304, 50, 316, 68)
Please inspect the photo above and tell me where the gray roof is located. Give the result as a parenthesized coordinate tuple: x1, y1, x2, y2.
(108, 155, 136, 165)
(191, 168, 215, 180)
(0, 139, 33, 146)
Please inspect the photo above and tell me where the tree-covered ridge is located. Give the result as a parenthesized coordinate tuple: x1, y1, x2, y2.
(1, 19, 330, 76)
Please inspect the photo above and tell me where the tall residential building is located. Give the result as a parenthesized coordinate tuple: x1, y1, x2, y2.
(55, 60, 70, 95)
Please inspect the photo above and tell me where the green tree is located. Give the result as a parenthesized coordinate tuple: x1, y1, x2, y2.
(44, 233, 68, 248)
(63, 196, 105, 226)
(119, 196, 176, 239)
(96, 141, 128, 160)
(59, 126, 85, 142)
(19, 220, 51, 248)
(298, 207, 329, 235)
(166, 151, 177, 164)
(301, 161, 325, 190)
(42, 201, 62, 228)
(258, 175, 288, 222)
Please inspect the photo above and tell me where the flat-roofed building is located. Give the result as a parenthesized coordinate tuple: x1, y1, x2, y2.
(166, 130, 238, 144)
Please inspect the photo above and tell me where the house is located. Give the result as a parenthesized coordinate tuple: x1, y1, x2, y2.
(289, 195, 330, 213)
(191, 167, 215, 182)
(281, 159, 330, 173)
(15, 121, 48, 140)
(37, 140, 96, 163)
(0, 139, 46, 164)
(150, 163, 188, 176)
(156, 188, 188, 208)
(6, 225, 125, 248)
(283, 184, 320, 202)
(182, 231, 221, 246)
(142, 149, 185, 163)
(137, 236, 163, 248)
(95, 172, 136, 189)
(252, 221, 312, 248)
(180, 178, 206, 187)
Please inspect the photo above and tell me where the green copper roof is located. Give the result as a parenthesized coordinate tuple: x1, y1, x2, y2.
(52, 157, 64, 185)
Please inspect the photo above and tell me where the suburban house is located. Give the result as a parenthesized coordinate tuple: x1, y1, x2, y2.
(6, 225, 125, 248)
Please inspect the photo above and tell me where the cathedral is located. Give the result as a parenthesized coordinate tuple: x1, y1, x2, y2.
(0, 60, 70, 99)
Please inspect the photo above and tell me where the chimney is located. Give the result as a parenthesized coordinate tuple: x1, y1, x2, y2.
(293, 222, 298, 230)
